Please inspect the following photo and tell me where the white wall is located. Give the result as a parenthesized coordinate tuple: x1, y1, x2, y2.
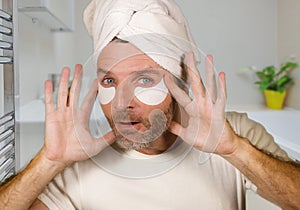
(18, 0, 93, 107)
(18, 13, 55, 167)
(278, 0, 300, 109)
(175, 0, 278, 107)
(18, 1, 94, 168)
(18, 0, 280, 108)
(18, 0, 300, 109)
(18, 13, 56, 106)
(52, 0, 94, 83)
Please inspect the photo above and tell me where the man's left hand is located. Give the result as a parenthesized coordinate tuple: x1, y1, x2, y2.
(165, 52, 238, 156)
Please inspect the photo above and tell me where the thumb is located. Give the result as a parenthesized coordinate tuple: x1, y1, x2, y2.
(168, 121, 183, 138)
(93, 131, 115, 153)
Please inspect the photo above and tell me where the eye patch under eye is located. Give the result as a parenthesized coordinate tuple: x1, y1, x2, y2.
(98, 84, 115, 104)
(98, 79, 168, 105)
(134, 79, 168, 105)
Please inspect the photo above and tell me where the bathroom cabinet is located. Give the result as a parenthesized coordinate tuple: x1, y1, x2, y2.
(18, 0, 74, 31)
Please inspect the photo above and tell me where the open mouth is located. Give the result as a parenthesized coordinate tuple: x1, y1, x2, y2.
(118, 121, 140, 126)
(115, 121, 142, 132)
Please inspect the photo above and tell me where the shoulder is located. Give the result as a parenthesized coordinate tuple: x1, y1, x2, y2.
(225, 111, 290, 161)
(225, 111, 270, 141)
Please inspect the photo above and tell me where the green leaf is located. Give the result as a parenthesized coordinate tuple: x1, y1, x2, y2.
(259, 82, 269, 92)
(277, 62, 298, 76)
(277, 76, 291, 87)
(253, 61, 298, 91)
(262, 66, 275, 77)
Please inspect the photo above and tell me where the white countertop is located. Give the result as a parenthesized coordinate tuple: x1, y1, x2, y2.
(19, 101, 285, 122)
(18, 99, 102, 123)
(18, 100, 300, 160)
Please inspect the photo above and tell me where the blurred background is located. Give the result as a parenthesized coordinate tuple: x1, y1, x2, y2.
(16, 0, 300, 109)
(0, 0, 299, 209)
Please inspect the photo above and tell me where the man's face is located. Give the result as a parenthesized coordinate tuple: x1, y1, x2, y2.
(97, 40, 176, 151)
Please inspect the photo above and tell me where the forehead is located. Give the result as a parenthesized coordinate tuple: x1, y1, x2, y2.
(97, 40, 165, 75)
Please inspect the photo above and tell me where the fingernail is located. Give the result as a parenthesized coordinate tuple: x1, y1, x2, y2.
(207, 54, 213, 62)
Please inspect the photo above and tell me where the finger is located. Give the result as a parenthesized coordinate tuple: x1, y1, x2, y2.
(216, 72, 227, 112)
(81, 79, 98, 115)
(57, 67, 71, 109)
(186, 52, 205, 99)
(168, 121, 184, 138)
(205, 55, 217, 102)
(68, 64, 83, 108)
(164, 74, 192, 108)
(94, 131, 115, 152)
(44, 80, 55, 114)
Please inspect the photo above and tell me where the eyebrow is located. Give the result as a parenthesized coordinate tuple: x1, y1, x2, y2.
(97, 68, 163, 76)
(132, 69, 162, 76)
(97, 68, 110, 75)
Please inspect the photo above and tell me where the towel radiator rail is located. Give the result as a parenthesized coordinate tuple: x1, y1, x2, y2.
(0, 0, 18, 183)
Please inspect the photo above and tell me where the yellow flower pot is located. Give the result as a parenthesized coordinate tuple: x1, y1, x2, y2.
(264, 90, 286, 110)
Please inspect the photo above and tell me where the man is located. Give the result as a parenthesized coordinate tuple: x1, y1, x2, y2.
(1, 0, 300, 209)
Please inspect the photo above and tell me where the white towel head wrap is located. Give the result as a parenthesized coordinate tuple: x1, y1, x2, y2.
(83, 0, 200, 79)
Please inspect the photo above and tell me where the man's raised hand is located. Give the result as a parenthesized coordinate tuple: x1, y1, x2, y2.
(165, 53, 238, 156)
(43, 64, 115, 167)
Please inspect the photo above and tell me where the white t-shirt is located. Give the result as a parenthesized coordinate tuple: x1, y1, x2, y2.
(38, 112, 290, 210)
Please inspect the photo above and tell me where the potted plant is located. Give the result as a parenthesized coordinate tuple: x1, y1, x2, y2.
(249, 61, 298, 109)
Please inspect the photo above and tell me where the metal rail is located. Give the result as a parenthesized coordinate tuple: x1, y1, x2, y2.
(0, 0, 16, 183)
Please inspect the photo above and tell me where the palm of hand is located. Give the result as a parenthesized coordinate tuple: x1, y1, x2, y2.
(166, 53, 237, 156)
(43, 65, 114, 166)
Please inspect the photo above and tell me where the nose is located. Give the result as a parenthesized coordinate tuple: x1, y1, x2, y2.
(112, 81, 136, 110)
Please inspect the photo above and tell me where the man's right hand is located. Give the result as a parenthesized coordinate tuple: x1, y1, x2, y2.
(0, 65, 115, 210)
(43, 64, 115, 167)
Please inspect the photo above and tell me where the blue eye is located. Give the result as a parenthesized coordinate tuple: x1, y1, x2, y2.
(102, 78, 115, 85)
(138, 78, 153, 85)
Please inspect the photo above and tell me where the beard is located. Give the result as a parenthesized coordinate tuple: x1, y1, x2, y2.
(107, 103, 175, 151)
